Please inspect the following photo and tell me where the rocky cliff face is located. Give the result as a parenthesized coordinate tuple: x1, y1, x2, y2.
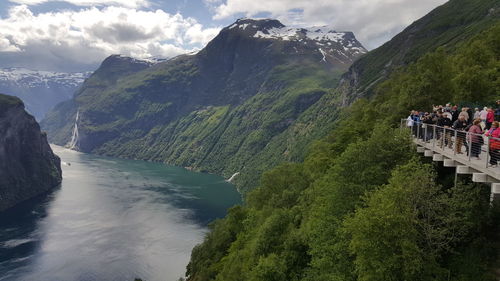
(0, 94, 62, 211)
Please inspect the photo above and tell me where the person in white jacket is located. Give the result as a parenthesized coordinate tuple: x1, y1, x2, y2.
(406, 111, 415, 127)
(443, 110, 452, 120)
(473, 108, 481, 120)
(480, 107, 488, 129)
(480, 107, 489, 121)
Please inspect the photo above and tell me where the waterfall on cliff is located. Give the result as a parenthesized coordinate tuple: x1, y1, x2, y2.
(68, 110, 79, 150)
(226, 172, 240, 183)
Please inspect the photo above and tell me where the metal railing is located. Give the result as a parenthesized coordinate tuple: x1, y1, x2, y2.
(401, 119, 500, 171)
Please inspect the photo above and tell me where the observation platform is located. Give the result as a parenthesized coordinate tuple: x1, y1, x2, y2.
(403, 121, 500, 201)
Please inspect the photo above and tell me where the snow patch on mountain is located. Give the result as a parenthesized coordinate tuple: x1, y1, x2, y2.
(231, 19, 368, 59)
(113, 55, 167, 65)
(306, 26, 345, 42)
(239, 23, 250, 30)
(319, 48, 327, 62)
(0, 68, 91, 88)
(254, 27, 299, 41)
(253, 26, 366, 54)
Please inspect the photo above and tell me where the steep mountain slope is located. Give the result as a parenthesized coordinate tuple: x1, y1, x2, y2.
(0, 68, 91, 120)
(222, 0, 498, 188)
(337, 0, 499, 103)
(0, 94, 62, 212)
(42, 55, 159, 147)
(42, 19, 366, 190)
(184, 6, 500, 281)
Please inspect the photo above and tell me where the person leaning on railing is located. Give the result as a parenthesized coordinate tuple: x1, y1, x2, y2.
(468, 119, 484, 160)
(459, 108, 469, 123)
(437, 111, 453, 149)
(451, 106, 460, 122)
(406, 111, 415, 127)
(485, 121, 500, 167)
(422, 113, 435, 141)
(452, 115, 468, 154)
(406, 111, 418, 137)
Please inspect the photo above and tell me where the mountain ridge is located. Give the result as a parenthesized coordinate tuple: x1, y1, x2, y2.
(337, 0, 500, 103)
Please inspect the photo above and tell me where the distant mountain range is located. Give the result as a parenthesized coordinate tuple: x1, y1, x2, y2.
(0, 68, 91, 120)
(0, 56, 167, 121)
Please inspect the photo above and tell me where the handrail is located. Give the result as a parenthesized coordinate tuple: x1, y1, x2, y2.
(401, 119, 500, 172)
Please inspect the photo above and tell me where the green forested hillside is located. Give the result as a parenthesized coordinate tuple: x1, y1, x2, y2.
(185, 23, 500, 281)
(90, 62, 342, 189)
(42, 19, 364, 191)
(339, 0, 499, 99)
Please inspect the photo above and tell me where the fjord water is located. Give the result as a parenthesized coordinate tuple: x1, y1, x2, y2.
(0, 146, 241, 281)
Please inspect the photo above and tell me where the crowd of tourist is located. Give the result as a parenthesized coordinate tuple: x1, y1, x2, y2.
(406, 101, 500, 167)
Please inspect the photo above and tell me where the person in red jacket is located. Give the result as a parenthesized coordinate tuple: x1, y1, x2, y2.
(485, 121, 500, 167)
(486, 108, 495, 130)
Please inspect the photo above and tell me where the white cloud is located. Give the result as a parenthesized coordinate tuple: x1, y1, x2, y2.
(8, 0, 150, 9)
(0, 5, 221, 71)
(209, 0, 448, 49)
(0, 38, 21, 52)
(185, 24, 220, 45)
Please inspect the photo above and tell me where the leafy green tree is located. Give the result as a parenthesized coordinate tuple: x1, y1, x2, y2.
(344, 160, 496, 281)
(344, 160, 445, 281)
(186, 206, 247, 281)
(301, 125, 415, 280)
(453, 24, 500, 102)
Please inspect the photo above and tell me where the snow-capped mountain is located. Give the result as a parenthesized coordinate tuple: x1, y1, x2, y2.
(0, 55, 162, 121)
(0, 68, 92, 120)
(226, 18, 367, 65)
(0, 68, 90, 87)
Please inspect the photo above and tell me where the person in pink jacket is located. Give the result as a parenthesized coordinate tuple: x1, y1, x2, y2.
(485, 121, 500, 167)
(468, 119, 483, 159)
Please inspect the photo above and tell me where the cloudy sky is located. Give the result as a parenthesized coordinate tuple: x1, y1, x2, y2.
(0, 0, 447, 72)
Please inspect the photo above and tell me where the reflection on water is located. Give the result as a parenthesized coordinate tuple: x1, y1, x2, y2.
(0, 146, 241, 281)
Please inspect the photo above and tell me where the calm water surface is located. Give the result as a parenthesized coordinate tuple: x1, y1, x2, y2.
(0, 146, 241, 281)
